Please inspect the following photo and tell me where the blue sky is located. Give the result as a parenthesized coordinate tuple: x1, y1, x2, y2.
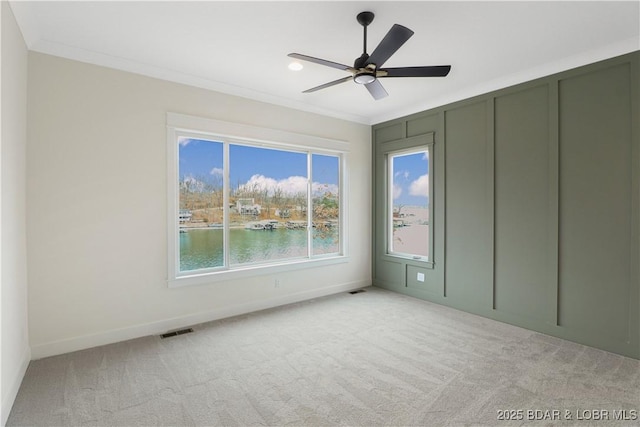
(392, 151, 429, 207)
(178, 138, 338, 194)
(178, 138, 223, 182)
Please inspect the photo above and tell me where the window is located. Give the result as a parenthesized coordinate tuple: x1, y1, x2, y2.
(387, 147, 431, 261)
(168, 113, 347, 286)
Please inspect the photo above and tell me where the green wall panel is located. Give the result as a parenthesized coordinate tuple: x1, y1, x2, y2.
(376, 259, 405, 286)
(372, 52, 639, 358)
(374, 123, 404, 143)
(558, 63, 633, 342)
(407, 264, 434, 292)
(407, 114, 438, 138)
(444, 102, 492, 307)
(494, 85, 551, 322)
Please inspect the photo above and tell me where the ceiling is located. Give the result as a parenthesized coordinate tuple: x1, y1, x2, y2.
(10, 1, 640, 125)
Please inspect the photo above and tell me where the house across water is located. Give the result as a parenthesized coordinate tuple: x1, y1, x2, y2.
(236, 198, 261, 216)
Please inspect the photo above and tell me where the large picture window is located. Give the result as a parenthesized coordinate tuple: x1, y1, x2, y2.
(168, 114, 346, 285)
(387, 147, 431, 261)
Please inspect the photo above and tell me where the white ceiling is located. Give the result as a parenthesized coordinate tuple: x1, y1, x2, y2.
(10, 1, 640, 125)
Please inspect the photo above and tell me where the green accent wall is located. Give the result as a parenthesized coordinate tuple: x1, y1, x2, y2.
(372, 52, 640, 359)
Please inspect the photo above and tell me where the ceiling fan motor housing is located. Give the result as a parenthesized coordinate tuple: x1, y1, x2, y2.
(354, 53, 370, 69)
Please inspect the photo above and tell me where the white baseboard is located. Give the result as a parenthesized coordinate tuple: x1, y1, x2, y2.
(30, 280, 370, 360)
(1, 344, 31, 426)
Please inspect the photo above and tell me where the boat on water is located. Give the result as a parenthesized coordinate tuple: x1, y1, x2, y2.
(285, 220, 307, 229)
(178, 209, 193, 223)
(245, 220, 279, 230)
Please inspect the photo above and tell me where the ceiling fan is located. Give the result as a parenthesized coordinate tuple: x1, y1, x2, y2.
(288, 11, 451, 100)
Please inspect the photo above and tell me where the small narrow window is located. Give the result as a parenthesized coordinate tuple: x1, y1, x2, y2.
(387, 148, 431, 261)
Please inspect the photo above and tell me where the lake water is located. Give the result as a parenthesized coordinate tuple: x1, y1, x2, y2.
(180, 227, 339, 272)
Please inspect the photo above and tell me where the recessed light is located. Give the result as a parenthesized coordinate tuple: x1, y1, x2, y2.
(288, 61, 303, 71)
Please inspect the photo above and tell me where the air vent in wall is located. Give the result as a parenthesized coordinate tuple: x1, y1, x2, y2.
(160, 328, 194, 339)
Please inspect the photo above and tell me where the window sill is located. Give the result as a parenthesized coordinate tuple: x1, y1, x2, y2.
(168, 255, 350, 288)
(380, 254, 434, 269)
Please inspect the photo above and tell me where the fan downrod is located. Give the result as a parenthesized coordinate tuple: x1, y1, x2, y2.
(355, 12, 375, 69)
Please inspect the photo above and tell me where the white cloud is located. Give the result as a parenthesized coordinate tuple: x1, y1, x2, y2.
(395, 170, 410, 179)
(239, 174, 278, 193)
(178, 137, 191, 146)
(393, 183, 403, 200)
(278, 176, 309, 195)
(239, 174, 338, 197)
(240, 174, 306, 196)
(422, 151, 429, 161)
(180, 175, 206, 192)
(409, 174, 429, 196)
(210, 167, 223, 176)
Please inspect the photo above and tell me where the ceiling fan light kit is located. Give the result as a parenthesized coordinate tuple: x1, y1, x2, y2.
(354, 70, 376, 85)
(288, 11, 451, 100)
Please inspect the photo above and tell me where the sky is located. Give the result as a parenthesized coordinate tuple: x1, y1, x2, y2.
(178, 138, 339, 196)
(392, 151, 429, 207)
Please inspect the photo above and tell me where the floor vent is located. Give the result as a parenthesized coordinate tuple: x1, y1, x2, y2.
(349, 289, 366, 294)
(160, 328, 194, 339)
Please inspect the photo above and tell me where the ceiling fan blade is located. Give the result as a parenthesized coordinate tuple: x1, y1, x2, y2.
(366, 24, 414, 68)
(302, 76, 352, 93)
(381, 65, 452, 78)
(288, 53, 356, 72)
(365, 79, 388, 100)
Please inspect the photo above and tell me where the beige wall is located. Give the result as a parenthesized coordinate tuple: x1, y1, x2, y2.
(27, 52, 371, 358)
(1, 1, 30, 423)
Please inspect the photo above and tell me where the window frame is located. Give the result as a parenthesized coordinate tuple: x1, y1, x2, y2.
(167, 113, 349, 288)
(379, 134, 435, 269)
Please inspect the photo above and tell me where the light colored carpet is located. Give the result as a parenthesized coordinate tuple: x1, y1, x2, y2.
(7, 287, 640, 426)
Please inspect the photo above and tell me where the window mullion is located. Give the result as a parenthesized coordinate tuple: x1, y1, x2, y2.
(223, 141, 231, 268)
(307, 152, 313, 258)
(387, 153, 394, 254)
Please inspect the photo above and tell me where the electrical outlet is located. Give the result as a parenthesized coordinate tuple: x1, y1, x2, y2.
(417, 272, 425, 282)
(275, 279, 281, 288)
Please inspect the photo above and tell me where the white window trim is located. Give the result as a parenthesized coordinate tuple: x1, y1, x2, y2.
(385, 142, 434, 267)
(167, 113, 350, 288)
